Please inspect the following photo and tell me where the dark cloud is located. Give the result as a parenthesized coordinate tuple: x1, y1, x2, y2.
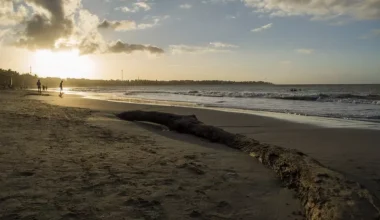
(15, 0, 74, 50)
(97, 19, 136, 31)
(107, 41, 164, 54)
(28, 0, 65, 19)
(98, 20, 112, 29)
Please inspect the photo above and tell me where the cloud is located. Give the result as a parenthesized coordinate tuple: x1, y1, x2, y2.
(202, 0, 236, 4)
(14, 0, 77, 50)
(115, 6, 132, 13)
(137, 22, 156, 29)
(74, 9, 106, 55)
(98, 19, 137, 31)
(134, 2, 151, 11)
(170, 45, 223, 54)
(116, 2, 151, 13)
(137, 15, 169, 29)
(0, 29, 11, 44)
(75, 38, 165, 55)
(98, 15, 168, 31)
(0, 29, 9, 39)
(78, 38, 100, 55)
(295, 49, 314, 54)
(251, 23, 273, 32)
(170, 42, 237, 54)
(243, 0, 380, 20)
(76, 9, 100, 35)
(107, 40, 164, 54)
(209, 42, 238, 48)
(0, 0, 29, 26)
(180, 4, 192, 9)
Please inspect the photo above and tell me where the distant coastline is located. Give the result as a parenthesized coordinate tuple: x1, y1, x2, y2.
(0, 68, 272, 88)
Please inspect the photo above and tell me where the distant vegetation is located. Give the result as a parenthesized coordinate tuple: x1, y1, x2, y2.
(0, 68, 272, 89)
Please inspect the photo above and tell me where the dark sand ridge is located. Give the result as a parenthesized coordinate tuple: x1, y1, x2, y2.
(116, 111, 380, 219)
(0, 91, 303, 219)
(32, 93, 380, 199)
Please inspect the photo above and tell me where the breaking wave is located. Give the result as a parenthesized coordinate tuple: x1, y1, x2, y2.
(123, 90, 380, 105)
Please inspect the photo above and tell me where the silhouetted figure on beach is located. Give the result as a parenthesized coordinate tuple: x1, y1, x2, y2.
(59, 80, 64, 97)
(37, 80, 41, 93)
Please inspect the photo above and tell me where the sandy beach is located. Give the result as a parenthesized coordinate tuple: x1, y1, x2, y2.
(0, 91, 304, 220)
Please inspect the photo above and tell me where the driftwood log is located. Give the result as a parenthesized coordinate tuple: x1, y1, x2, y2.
(117, 111, 380, 220)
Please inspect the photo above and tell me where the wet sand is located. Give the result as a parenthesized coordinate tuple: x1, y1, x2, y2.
(0, 91, 303, 220)
(33, 92, 380, 200)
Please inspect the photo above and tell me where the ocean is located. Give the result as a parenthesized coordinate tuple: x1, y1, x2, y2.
(62, 84, 380, 129)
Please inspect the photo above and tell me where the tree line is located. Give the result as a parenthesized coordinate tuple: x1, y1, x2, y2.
(1, 68, 272, 89)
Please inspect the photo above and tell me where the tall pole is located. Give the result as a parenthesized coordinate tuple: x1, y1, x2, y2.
(30, 66, 32, 75)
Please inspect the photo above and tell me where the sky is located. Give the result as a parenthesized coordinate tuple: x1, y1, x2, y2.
(0, 0, 379, 84)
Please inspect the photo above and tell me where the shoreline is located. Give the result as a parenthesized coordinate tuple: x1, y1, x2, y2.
(45, 89, 380, 130)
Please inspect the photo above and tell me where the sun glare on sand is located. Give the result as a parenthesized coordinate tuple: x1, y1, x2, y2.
(32, 49, 95, 79)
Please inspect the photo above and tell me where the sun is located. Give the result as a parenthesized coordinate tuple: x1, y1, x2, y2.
(32, 49, 95, 79)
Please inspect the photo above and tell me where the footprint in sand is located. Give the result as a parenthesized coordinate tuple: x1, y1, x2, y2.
(189, 210, 202, 218)
(141, 147, 157, 154)
(16, 170, 35, 177)
(184, 154, 197, 160)
(222, 170, 239, 181)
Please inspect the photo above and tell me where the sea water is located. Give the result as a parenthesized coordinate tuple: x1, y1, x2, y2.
(62, 84, 380, 129)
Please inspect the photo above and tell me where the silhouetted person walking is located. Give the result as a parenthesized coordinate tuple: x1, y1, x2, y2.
(37, 80, 41, 93)
(59, 80, 63, 95)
